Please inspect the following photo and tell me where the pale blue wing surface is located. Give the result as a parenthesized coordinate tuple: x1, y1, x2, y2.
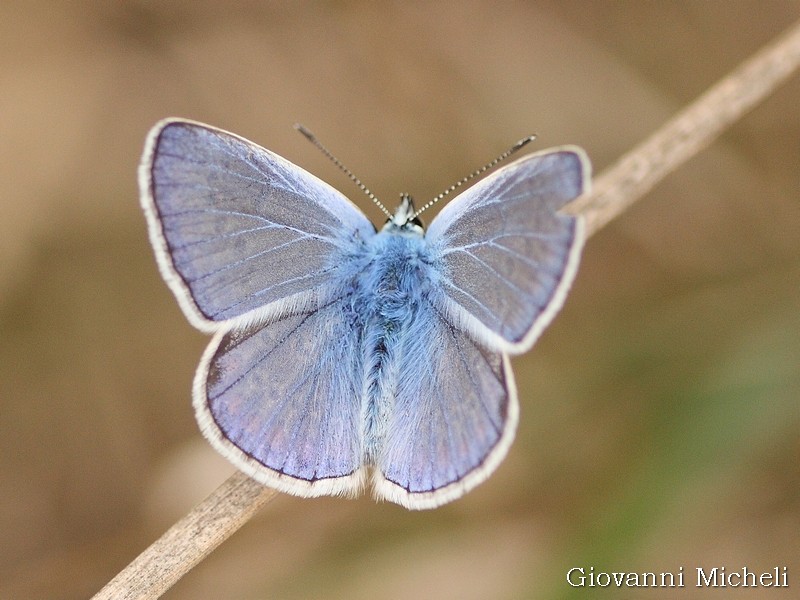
(194, 297, 365, 493)
(426, 149, 589, 352)
(374, 303, 517, 509)
(140, 119, 374, 328)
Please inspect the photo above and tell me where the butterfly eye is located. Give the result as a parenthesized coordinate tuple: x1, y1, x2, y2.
(382, 194, 424, 233)
(382, 214, 424, 234)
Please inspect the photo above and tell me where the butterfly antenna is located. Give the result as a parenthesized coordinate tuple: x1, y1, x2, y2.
(413, 135, 537, 219)
(294, 124, 393, 219)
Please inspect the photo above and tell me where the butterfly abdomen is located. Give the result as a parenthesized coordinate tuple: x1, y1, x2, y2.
(358, 232, 439, 463)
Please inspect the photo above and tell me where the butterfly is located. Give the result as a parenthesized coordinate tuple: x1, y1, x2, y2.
(138, 118, 590, 510)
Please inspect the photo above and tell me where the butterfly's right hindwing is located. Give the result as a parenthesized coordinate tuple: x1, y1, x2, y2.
(139, 119, 375, 331)
(373, 299, 518, 510)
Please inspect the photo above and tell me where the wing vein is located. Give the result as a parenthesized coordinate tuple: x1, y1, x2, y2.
(435, 306, 502, 435)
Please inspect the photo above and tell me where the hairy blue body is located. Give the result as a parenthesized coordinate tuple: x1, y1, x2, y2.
(348, 224, 438, 464)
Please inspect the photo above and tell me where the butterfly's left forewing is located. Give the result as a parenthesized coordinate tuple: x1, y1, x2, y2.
(139, 119, 374, 332)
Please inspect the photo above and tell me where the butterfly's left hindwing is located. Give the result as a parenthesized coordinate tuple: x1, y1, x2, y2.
(195, 296, 367, 497)
(139, 119, 374, 332)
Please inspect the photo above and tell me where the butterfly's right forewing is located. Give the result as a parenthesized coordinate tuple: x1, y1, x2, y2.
(426, 148, 589, 354)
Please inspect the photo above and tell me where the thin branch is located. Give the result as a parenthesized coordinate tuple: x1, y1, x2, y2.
(94, 19, 800, 600)
(92, 472, 276, 600)
(568, 19, 800, 235)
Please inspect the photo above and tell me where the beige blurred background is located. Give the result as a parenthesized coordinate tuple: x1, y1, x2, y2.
(2, 2, 799, 599)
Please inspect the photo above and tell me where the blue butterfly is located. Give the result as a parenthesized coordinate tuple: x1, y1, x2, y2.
(138, 119, 590, 509)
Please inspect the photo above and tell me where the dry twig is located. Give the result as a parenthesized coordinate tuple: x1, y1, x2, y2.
(93, 472, 276, 600)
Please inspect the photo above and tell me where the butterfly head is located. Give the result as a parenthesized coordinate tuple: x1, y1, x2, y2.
(382, 194, 424, 235)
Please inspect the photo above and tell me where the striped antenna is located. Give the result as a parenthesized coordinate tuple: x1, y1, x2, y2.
(294, 124, 393, 219)
(413, 135, 537, 219)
